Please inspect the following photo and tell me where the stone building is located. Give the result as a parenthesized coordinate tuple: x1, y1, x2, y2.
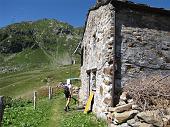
(79, 0, 170, 118)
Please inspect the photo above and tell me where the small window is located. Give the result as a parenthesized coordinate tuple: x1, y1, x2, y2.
(87, 71, 91, 96)
(91, 71, 96, 91)
(86, 69, 97, 92)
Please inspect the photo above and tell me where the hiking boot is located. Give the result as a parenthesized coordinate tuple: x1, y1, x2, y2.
(64, 107, 68, 112)
(67, 106, 70, 110)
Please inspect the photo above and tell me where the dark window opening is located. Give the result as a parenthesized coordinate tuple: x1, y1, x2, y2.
(87, 72, 91, 96)
(86, 69, 97, 93)
(91, 71, 96, 91)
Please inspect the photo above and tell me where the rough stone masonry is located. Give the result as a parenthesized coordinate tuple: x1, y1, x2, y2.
(79, 0, 170, 119)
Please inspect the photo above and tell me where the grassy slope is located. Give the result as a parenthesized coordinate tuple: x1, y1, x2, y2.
(7, 48, 49, 65)
(0, 19, 105, 127)
(0, 19, 82, 96)
(0, 64, 80, 97)
(2, 98, 54, 127)
(48, 95, 107, 127)
(2, 95, 107, 127)
(1, 64, 107, 127)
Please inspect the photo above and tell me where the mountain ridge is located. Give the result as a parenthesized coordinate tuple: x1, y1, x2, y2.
(0, 19, 83, 73)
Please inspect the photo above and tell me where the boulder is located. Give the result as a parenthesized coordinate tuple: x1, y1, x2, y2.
(132, 122, 142, 127)
(73, 86, 79, 90)
(107, 112, 114, 123)
(103, 97, 112, 105)
(103, 76, 112, 85)
(114, 110, 138, 124)
(163, 118, 169, 127)
(72, 86, 79, 94)
(138, 122, 154, 127)
(96, 112, 107, 120)
(109, 103, 132, 113)
(109, 124, 117, 127)
(132, 104, 139, 110)
(127, 119, 153, 127)
(167, 108, 170, 115)
(120, 92, 128, 101)
(110, 123, 131, 127)
(163, 115, 170, 126)
(109, 107, 115, 112)
(116, 100, 126, 107)
(103, 67, 113, 75)
(137, 110, 163, 127)
(127, 119, 136, 126)
(117, 123, 131, 127)
(127, 99, 134, 103)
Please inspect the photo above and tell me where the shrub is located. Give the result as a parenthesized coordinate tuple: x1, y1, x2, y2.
(2, 98, 52, 127)
(2, 96, 12, 107)
(123, 74, 170, 111)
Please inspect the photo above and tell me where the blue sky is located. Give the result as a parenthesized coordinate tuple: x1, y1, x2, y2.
(0, 0, 170, 28)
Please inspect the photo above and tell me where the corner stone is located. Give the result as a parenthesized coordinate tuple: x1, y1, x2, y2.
(114, 110, 138, 124)
(109, 103, 132, 113)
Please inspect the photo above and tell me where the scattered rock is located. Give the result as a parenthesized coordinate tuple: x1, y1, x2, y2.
(109, 123, 130, 127)
(163, 117, 169, 127)
(138, 122, 154, 127)
(127, 119, 153, 127)
(117, 123, 131, 127)
(103, 97, 112, 105)
(114, 110, 138, 124)
(163, 115, 170, 126)
(127, 99, 134, 103)
(103, 76, 112, 85)
(109, 124, 117, 127)
(96, 112, 107, 120)
(109, 103, 132, 113)
(107, 112, 114, 123)
(132, 104, 139, 110)
(131, 121, 143, 127)
(72, 86, 79, 94)
(137, 110, 164, 127)
(166, 108, 170, 115)
(109, 107, 115, 112)
(127, 118, 136, 126)
(120, 92, 128, 101)
(116, 100, 127, 107)
(103, 67, 113, 75)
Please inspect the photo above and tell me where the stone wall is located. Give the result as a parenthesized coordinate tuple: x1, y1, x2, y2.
(80, 0, 170, 120)
(79, 3, 115, 118)
(115, 8, 170, 88)
(108, 92, 170, 127)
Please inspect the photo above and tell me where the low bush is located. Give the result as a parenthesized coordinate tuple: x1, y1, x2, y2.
(2, 96, 12, 107)
(123, 74, 170, 111)
(2, 98, 52, 127)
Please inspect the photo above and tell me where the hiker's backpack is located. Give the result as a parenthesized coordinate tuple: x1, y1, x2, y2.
(63, 85, 69, 94)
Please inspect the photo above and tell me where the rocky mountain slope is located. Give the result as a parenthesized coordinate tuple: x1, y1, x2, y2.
(0, 19, 83, 73)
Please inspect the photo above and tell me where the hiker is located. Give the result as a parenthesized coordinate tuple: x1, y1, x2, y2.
(63, 81, 72, 112)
